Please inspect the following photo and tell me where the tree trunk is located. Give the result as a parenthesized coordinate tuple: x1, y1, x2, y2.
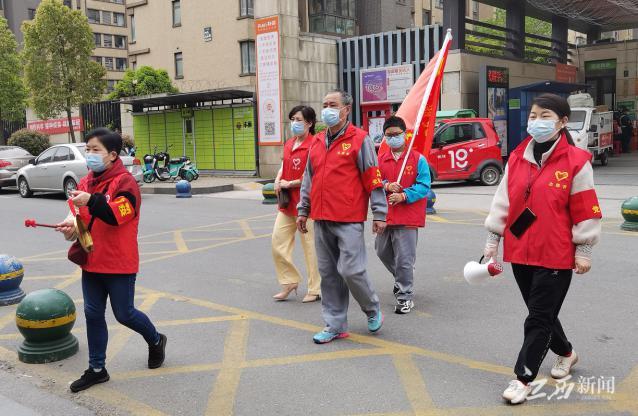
(66, 104, 75, 143)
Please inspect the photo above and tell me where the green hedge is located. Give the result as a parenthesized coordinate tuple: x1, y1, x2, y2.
(8, 129, 50, 156)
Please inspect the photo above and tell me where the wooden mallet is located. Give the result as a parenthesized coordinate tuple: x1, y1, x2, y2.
(24, 219, 58, 229)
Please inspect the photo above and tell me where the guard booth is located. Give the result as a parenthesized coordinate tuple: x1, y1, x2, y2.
(508, 81, 589, 153)
(122, 89, 257, 175)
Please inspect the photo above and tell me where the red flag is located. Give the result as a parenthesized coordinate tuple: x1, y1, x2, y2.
(378, 30, 452, 159)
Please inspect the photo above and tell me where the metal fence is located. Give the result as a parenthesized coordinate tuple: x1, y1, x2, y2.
(0, 118, 26, 145)
(337, 25, 443, 126)
(80, 101, 121, 135)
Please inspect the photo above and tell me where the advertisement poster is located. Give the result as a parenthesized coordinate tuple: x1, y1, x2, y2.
(27, 117, 83, 135)
(360, 64, 413, 104)
(484, 66, 509, 156)
(255, 16, 282, 145)
(368, 117, 386, 144)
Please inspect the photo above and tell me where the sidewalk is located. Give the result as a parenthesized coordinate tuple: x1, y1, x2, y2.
(140, 176, 270, 195)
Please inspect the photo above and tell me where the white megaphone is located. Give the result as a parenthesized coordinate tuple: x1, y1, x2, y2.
(463, 256, 503, 285)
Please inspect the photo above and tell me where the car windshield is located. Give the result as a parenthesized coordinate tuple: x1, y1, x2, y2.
(566, 110, 587, 131)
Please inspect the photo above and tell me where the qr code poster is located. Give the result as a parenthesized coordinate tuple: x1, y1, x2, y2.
(256, 16, 282, 145)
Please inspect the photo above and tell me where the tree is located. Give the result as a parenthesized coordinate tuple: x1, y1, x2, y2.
(22, 0, 106, 142)
(0, 17, 26, 121)
(467, 8, 553, 64)
(108, 66, 178, 100)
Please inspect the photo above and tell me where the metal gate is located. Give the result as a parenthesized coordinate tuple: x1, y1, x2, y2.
(80, 101, 121, 134)
(337, 25, 443, 126)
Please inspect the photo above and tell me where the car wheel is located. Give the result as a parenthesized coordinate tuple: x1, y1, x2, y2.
(64, 178, 77, 199)
(18, 177, 33, 198)
(479, 165, 501, 186)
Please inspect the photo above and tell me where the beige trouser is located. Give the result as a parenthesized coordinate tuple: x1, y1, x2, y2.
(271, 212, 321, 295)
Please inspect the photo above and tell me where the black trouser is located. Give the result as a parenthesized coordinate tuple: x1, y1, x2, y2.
(621, 129, 632, 153)
(512, 264, 573, 383)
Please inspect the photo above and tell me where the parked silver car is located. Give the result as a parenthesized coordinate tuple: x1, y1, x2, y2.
(16, 143, 143, 199)
(0, 146, 34, 189)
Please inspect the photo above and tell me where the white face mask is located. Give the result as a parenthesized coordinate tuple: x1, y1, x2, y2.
(527, 118, 561, 143)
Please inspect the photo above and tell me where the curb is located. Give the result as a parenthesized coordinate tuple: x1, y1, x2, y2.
(140, 184, 235, 195)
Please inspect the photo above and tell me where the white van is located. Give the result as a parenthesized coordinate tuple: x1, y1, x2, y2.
(567, 95, 613, 166)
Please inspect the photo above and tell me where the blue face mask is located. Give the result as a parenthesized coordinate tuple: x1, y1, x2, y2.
(291, 121, 306, 136)
(527, 119, 560, 143)
(321, 107, 342, 128)
(86, 153, 107, 173)
(386, 133, 406, 149)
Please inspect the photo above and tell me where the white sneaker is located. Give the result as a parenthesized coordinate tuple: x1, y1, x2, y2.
(502, 380, 531, 404)
(551, 351, 578, 379)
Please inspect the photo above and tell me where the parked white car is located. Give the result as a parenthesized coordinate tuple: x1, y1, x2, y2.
(16, 143, 143, 199)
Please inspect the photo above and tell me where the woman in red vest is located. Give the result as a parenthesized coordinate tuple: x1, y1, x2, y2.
(271, 106, 321, 303)
(56, 128, 166, 392)
(484, 94, 602, 404)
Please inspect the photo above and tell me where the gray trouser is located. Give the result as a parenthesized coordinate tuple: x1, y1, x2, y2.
(375, 227, 418, 301)
(314, 220, 380, 333)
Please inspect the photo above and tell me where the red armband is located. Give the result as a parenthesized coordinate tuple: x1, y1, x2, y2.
(570, 189, 602, 224)
(362, 166, 383, 193)
(109, 196, 136, 225)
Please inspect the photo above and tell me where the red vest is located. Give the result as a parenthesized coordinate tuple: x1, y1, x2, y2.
(78, 161, 141, 275)
(503, 136, 601, 270)
(280, 135, 314, 217)
(308, 124, 381, 222)
(378, 150, 427, 227)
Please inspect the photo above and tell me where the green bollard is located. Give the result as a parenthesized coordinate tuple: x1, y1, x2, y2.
(16, 289, 79, 364)
(262, 182, 278, 205)
(621, 197, 638, 232)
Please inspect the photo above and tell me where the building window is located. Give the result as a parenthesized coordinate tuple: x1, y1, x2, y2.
(103, 34, 113, 48)
(106, 80, 116, 93)
(93, 33, 102, 47)
(174, 52, 183, 78)
(114, 12, 125, 27)
(422, 10, 431, 25)
(116, 58, 127, 71)
(91, 56, 102, 64)
(104, 57, 114, 70)
(239, 0, 253, 17)
(172, 1, 181, 27)
(435, 0, 443, 8)
(114, 35, 126, 49)
(28, 8, 36, 20)
(309, 0, 355, 36)
(130, 15, 136, 42)
(102, 11, 112, 25)
(87, 9, 100, 23)
(240, 40, 255, 75)
(63, 0, 72, 7)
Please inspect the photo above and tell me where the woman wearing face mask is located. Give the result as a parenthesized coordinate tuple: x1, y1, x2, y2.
(375, 116, 430, 314)
(484, 94, 602, 404)
(55, 128, 166, 392)
(271, 106, 322, 302)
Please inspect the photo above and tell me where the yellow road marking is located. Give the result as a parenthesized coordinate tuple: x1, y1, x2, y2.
(173, 230, 189, 253)
(24, 273, 78, 281)
(205, 318, 249, 416)
(54, 268, 82, 290)
(238, 220, 255, 239)
(427, 215, 449, 223)
(106, 294, 161, 360)
(392, 353, 436, 414)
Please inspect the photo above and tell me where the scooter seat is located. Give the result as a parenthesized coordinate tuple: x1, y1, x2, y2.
(170, 159, 182, 164)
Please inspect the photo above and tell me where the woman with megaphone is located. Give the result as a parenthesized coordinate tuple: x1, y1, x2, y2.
(483, 94, 602, 405)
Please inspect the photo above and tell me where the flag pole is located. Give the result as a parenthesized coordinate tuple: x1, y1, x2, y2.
(396, 29, 452, 184)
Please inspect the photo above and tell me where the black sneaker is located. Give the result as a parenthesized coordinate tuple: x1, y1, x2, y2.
(70, 368, 110, 392)
(395, 299, 414, 314)
(148, 333, 167, 369)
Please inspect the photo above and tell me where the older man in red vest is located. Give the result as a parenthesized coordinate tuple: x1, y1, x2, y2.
(297, 90, 388, 344)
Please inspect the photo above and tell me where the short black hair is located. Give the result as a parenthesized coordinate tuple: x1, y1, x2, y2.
(84, 128, 122, 155)
(383, 115, 406, 133)
(288, 105, 317, 135)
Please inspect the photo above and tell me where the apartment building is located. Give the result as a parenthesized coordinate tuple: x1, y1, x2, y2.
(0, 0, 128, 93)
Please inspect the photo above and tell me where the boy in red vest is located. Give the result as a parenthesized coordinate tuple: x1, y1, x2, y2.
(376, 116, 431, 314)
(297, 90, 388, 344)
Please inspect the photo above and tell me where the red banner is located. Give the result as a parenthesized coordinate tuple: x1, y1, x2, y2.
(378, 32, 452, 157)
(27, 117, 84, 135)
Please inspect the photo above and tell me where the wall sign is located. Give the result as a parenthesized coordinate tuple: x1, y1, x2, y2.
(360, 64, 414, 105)
(27, 117, 83, 135)
(255, 16, 282, 145)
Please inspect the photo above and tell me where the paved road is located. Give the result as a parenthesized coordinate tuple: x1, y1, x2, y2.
(0, 174, 636, 415)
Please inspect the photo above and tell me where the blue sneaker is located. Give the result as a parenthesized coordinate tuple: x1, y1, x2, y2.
(313, 329, 349, 344)
(368, 310, 384, 333)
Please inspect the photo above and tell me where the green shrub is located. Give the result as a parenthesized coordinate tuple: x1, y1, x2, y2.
(7, 129, 50, 156)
